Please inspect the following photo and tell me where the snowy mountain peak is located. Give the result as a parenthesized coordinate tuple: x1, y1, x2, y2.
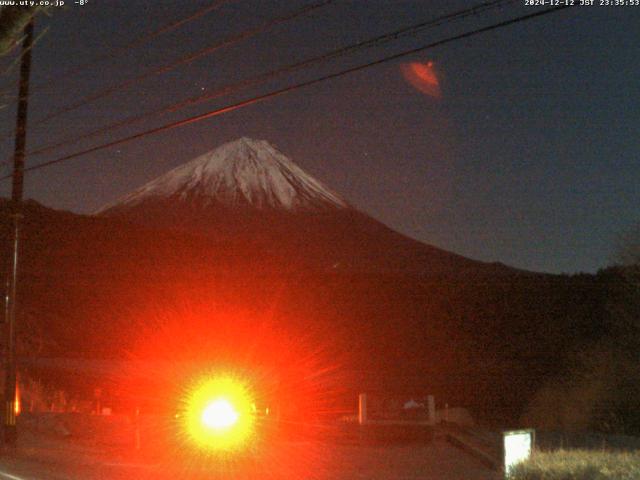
(97, 138, 348, 214)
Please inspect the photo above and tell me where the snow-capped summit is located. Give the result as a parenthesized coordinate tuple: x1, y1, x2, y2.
(97, 137, 348, 215)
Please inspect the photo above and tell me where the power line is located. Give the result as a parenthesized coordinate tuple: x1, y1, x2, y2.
(0, 27, 49, 116)
(0, 5, 573, 182)
(0, 0, 233, 103)
(27, 0, 516, 158)
(24, 0, 335, 129)
(0, 25, 49, 80)
(0, 19, 50, 109)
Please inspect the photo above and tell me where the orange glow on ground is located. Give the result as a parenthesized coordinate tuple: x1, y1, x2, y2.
(181, 375, 255, 452)
(401, 61, 442, 99)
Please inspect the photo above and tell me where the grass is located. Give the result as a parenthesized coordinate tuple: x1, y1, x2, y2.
(509, 449, 640, 480)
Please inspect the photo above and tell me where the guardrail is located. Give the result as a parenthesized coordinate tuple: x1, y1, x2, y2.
(357, 393, 436, 426)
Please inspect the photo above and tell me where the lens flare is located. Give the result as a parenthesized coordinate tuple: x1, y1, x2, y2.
(401, 60, 442, 99)
(124, 305, 346, 477)
(181, 376, 255, 452)
(201, 399, 239, 429)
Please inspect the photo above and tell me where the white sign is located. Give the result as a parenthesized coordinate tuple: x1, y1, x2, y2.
(503, 429, 534, 477)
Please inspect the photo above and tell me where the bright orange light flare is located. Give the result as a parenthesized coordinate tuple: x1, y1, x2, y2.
(123, 306, 344, 477)
(181, 376, 255, 452)
(401, 61, 442, 99)
(201, 398, 239, 429)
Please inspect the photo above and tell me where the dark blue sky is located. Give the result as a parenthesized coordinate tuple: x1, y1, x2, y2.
(0, 0, 637, 274)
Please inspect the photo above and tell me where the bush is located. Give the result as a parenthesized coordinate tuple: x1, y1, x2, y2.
(509, 450, 640, 480)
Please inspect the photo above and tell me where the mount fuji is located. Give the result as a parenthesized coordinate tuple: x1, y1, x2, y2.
(96, 137, 513, 276)
(98, 137, 348, 215)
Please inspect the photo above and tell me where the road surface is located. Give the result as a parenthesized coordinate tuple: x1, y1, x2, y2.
(0, 437, 499, 480)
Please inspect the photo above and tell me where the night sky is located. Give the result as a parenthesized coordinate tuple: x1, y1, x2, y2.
(0, 0, 637, 274)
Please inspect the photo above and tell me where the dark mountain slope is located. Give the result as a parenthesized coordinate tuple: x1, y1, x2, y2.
(0, 199, 605, 424)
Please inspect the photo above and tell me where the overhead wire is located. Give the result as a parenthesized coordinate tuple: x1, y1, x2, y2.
(0, 25, 49, 80)
(24, 0, 336, 129)
(0, 4, 573, 182)
(0, 0, 233, 102)
(0, 23, 50, 110)
(27, 0, 517, 158)
(0, 0, 235, 150)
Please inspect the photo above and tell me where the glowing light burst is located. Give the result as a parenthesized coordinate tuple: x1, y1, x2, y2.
(123, 306, 345, 476)
(201, 399, 239, 429)
(181, 376, 255, 452)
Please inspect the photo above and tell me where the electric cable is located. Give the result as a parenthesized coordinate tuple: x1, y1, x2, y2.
(26, 0, 335, 129)
(27, 0, 517, 158)
(0, 5, 573, 182)
(0, 0, 233, 102)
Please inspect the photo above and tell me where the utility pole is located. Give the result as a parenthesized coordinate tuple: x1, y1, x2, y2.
(4, 17, 34, 446)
